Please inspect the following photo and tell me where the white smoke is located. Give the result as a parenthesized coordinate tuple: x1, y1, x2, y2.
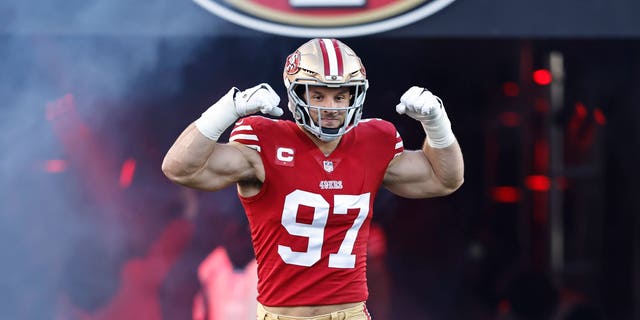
(0, 1, 239, 318)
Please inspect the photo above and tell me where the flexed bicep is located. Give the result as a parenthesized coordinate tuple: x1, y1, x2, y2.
(163, 83, 279, 191)
(194, 142, 261, 191)
(385, 86, 464, 199)
(162, 124, 260, 191)
(382, 150, 444, 199)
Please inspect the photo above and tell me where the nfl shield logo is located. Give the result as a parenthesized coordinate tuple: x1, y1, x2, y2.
(323, 160, 334, 173)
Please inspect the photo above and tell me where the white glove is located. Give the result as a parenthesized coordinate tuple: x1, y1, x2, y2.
(234, 83, 283, 117)
(396, 86, 455, 149)
(195, 83, 283, 141)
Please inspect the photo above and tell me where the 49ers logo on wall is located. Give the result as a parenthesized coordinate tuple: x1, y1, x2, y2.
(193, 0, 457, 37)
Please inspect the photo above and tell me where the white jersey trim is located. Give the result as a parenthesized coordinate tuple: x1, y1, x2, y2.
(231, 125, 253, 133)
(230, 134, 259, 142)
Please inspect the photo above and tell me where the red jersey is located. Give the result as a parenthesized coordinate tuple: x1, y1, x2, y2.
(229, 116, 403, 307)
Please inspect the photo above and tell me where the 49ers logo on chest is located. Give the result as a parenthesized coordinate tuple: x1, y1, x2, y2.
(193, 0, 458, 37)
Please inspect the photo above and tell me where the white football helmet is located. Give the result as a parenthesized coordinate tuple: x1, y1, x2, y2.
(283, 38, 369, 141)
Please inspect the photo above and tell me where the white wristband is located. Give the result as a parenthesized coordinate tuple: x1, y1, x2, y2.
(194, 88, 240, 141)
(421, 106, 456, 149)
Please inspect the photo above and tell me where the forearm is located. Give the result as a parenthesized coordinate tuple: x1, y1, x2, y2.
(163, 87, 241, 181)
(162, 84, 282, 188)
(422, 139, 464, 191)
(162, 123, 218, 180)
(395, 86, 464, 193)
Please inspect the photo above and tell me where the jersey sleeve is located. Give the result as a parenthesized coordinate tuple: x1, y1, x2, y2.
(228, 116, 264, 152)
(360, 118, 404, 159)
(392, 125, 404, 158)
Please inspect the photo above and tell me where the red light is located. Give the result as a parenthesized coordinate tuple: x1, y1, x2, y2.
(502, 82, 520, 97)
(44, 160, 67, 173)
(367, 224, 387, 257)
(593, 108, 607, 125)
(533, 69, 552, 85)
(534, 140, 549, 172)
(575, 102, 588, 119)
(491, 186, 520, 203)
(526, 175, 550, 191)
(119, 158, 136, 188)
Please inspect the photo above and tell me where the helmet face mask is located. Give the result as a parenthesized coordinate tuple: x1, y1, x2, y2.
(283, 38, 368, 142)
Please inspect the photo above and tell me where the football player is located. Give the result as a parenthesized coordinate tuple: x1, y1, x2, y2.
(162, 38, 464, 319)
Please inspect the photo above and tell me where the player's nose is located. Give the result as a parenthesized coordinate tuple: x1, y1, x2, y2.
(323, 98, 341, 109)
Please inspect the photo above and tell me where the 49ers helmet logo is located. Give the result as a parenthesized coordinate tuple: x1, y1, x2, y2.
(193, 0, 458, 37)
(285, 51, 300, 75)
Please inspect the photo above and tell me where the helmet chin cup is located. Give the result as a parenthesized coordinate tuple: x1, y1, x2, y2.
(306, 125, 341, 142)
(317, 133, 339, 142)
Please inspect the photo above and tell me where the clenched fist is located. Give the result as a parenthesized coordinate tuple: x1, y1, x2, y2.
(234, 83, 283, 117)
(395, 86, 443, 123)
(195, 83, 283, 141)
(395, 86, 455, 149)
